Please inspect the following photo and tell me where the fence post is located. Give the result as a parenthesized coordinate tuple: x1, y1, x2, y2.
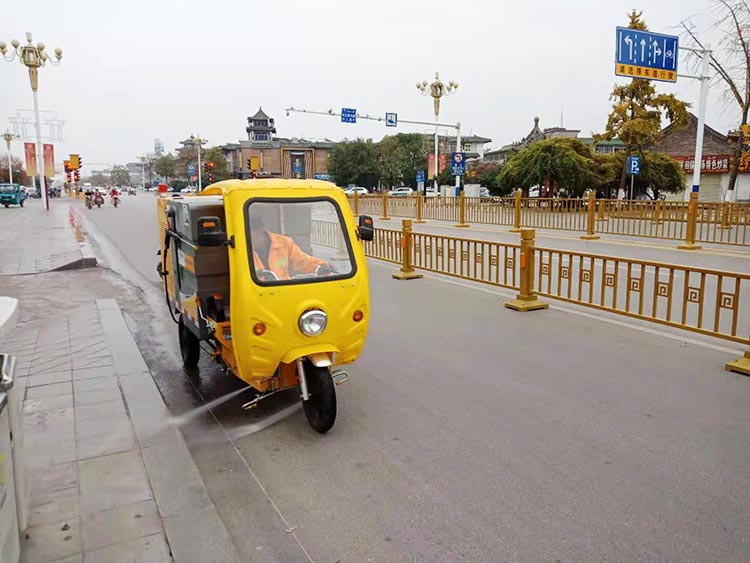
(719, 202, 731, 230)
(509, 189, 522, 233)
(380, 191, 390, 220)
(353, 192, 359, 216)
(678, 191, 702, 250)
(455, 190, 469, 228)
(392, 219, 423, 281)
(414, 192, 425, 223)
(505, 229, 548, 312)
(652, 199, 663, 224)
(597, 196, 607, 222)
(580, 190, 600, 240)
(726, 350, 750, 375)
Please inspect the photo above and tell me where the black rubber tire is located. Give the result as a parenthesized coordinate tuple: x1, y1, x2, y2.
(3, 203, 8, 208)
(302, 362, 337, 433)
(19, 200, 23, 208)
(96, 203, 101, 208)
(178, 315, 201, 367)
(113, 199, 118, 208)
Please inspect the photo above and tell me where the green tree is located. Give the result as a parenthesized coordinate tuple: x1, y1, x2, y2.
(154, 154, 176, 181)
(601, 151, 685, 199)
(376, 136, 404, 188)
(85, 172, 108, 186)
(682, 1, 750, 195)
(0, 156, 30, 185)
(395, 133, 428, 188)
(110, 165, 131, 186)
(328, 139, 378, 188)
(498, 138, 610, 197)
(203, 147, 230, 182)
(598, 10, 690, 195)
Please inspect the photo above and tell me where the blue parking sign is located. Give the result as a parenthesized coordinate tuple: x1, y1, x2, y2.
(628, 155, 641, 175)
(416, 170, 425, 183)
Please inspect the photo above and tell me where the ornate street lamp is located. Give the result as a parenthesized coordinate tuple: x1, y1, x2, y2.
(417, 72, 458, 194)
(1, 33, 62, 210)
(187, 135, 207, 190)
(1, 131, 19, 184)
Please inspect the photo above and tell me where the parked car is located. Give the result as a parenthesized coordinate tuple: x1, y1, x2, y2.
(425, 186, 439, 197)
(344, 187, 369, 196)
(0, 183, 27, 207)
(389, 187, 414, 197)
(479, 187, 490, 198)
(528, 186, 540, 198)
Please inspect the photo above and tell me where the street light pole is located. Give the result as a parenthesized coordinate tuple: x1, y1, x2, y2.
(1, 33, 63, 211)
(1, 131, 18, 184)
(189, 135, 207, 191)
(417, 72, 458, 196)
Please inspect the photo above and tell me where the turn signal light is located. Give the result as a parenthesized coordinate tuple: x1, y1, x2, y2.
(252, 323, 266, 336)
(352, 310, 364, 322)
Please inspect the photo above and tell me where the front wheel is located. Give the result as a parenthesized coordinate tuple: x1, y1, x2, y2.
(178, 315, 201, 367)
(301, 361, 337, 433)
(3, 203, 8, 208)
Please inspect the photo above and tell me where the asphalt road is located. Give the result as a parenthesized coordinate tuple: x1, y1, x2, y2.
(79, 193, 750, 563)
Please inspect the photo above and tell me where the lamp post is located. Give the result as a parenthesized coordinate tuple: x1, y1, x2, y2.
(417, 72, 458, 196)
(1, 131, 19, 184)
(188, 135, 207, 190)
(1, 33, 63, 211)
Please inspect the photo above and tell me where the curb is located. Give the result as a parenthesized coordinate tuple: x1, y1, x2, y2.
(96, 298, 242, 563)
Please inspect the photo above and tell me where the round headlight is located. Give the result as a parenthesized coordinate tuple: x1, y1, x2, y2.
(299, 309, 327, 336)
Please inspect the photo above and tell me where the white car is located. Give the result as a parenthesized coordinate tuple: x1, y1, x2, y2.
(389, 187, 414, 197)
(344, 187, 368, 195)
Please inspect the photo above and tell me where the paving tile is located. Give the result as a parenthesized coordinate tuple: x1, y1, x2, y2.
(24, 407, 75, 441)
(47, 554, 82, 563)
(26, 370, 73, 387)
(73, 377, 118, 394)
(75, 399, 126, 424)
(20, 517, 81, 563)
(27, 439, 78, 469)
(30, 462, 78, 503)
(83, 533, 171, 563)
(26, 381, 73, 400)
(162, 505, 242, 563)
(29, 486, 80, 527)
(72, 366, 117, 381)
(74, 387, 123, 406)
(78, 451, 152, 513)
(72, 356, 114, 370)
(76, 424, 136, 460)
(81, 499, 162, 552)
(33, 361, 74, 375)
(24, 394, 75, 414)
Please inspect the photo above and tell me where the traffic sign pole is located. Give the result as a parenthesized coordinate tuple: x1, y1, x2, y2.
(690, 45, 711, 198)
(454, 123, 462, 195)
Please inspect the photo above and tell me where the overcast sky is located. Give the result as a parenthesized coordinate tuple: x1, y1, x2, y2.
(0, 0, 731, 168)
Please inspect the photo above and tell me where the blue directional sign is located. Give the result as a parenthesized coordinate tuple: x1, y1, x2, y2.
(451, 152, 466, 176)
(341, 108, 357, 124)
(416, 170, 425, 183)
(628, 155, 641, 175)
(187, 163, 195, 175)
(385, 112, 398, 127)
(616, 26, 679, 83)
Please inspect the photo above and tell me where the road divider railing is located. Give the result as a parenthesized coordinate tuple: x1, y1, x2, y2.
(348, 192, 750, 248)
(314, 217, 750, 374)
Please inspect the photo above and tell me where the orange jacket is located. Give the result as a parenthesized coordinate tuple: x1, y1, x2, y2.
(252, 231, 324, 280)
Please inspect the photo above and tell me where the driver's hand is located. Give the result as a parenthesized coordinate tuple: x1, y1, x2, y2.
(315, 263, 337, 276)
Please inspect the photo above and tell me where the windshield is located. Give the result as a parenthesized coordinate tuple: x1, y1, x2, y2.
(0, 184, 15, 194)
(246, 199, 355, 285)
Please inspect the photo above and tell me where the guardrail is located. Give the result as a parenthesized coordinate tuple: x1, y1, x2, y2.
(312, 217, 750, 374)
(349, 191, 750, 247)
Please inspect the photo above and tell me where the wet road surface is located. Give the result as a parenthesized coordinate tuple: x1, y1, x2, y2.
(78, 194, 750, 562)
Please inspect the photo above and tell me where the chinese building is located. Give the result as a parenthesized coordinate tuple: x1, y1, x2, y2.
(651, 113, 750, 202)
(221, 108, 334, 180)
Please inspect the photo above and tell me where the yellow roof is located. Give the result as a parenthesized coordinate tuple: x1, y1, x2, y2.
(201, 178, 341, 196)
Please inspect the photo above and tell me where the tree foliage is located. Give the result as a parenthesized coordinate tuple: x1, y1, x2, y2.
(328, 139, 378, 187)
(598, 10, 690, 191)
(498, 138, 610, 197)
(600, 151, 685, 199)
(376, 136, 403, 188)
(0, 156, 30, 185)
(394, 133, 428, 188)
(110, 165, 131, 186)
(203, 147, 229, 182)
(468, 162, 510, 195)
(682, 1, 750, 194)
(154, 154, 176, 180)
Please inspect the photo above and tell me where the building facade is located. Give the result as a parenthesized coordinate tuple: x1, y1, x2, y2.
(222, 108, 333, 180)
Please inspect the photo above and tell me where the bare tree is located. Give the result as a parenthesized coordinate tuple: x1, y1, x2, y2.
(681, 0, 750, 196)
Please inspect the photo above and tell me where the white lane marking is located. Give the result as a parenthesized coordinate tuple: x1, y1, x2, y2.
(368, 259, 745, 356)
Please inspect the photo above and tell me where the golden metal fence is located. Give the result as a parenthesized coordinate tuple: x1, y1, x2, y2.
(347, 193, 750, 247)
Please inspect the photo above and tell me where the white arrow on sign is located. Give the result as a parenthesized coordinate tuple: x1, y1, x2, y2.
(640, 38, 646, 61)
(624, 35, 634, 60)
(652, 40, 662, 62)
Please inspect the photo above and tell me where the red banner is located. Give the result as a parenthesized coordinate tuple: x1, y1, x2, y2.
(673, 154, 750, 174)
(427, 153, 448, 179)
(24, 142, 37, 177)
(43, 144, 55, 178)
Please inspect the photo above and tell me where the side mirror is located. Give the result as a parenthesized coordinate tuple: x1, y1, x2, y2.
(358, 215, 374, 242)
(197, 216, 227, 247)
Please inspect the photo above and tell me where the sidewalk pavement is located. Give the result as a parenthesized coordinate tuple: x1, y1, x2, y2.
(0, 199, 240, 562)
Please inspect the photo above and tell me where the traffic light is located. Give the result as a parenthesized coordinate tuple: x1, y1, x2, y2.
(74, 170, 80, 182)
(64, 160, 71, 173)
(206, 161, 215, 184)
(69, 154, 79, 170)
(246, 158, 251, 170)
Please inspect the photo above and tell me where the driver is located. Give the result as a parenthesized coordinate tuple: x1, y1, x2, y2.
(248, 209, 332, 280)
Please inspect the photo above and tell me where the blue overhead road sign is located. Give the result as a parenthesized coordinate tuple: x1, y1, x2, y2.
(628, 155, 641, 175)
(385, 113, 397, 127)
(416, 170, 425, 183)
(341, 108, 357, 123)
(616, 27, 678, 82)
(187, 163, 195, 175)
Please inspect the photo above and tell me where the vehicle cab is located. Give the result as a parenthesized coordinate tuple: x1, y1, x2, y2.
(0, 184, 27, 208)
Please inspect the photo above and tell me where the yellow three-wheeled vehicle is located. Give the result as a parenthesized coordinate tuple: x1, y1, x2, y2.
(157, 179, 374, 432)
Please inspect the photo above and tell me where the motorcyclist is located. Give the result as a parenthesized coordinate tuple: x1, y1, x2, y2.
(110, 187, 120, 205)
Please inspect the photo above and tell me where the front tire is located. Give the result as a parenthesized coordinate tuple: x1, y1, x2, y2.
(302, 361, 337, 433)
(178, 315, 200, 367)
